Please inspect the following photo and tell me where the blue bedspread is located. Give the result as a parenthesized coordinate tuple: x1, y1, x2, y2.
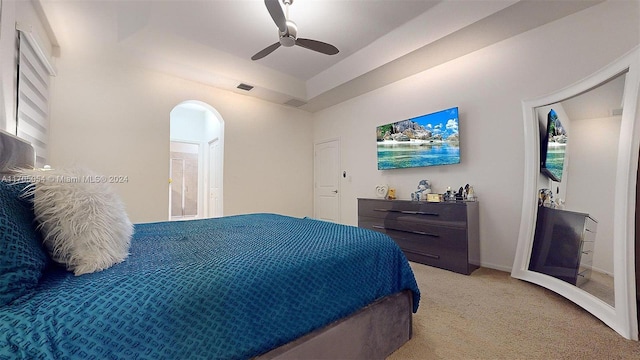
(0, 213, 420, 359)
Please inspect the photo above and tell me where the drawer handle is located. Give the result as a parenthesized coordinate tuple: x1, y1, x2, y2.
(418, 252, 440, 260)
(373, 209, 439, 216)
(411, 230, 439, 237)
(372, 225, 439, 237)
(405, 249, 441, 259)
(408, 211, 440, 216)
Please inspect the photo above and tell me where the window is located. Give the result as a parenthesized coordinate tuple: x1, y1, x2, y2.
(16, 23, 56, 167)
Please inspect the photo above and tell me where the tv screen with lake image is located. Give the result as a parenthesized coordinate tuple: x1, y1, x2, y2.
(377, 107, 460, 170)
(540, 109, 566, 182)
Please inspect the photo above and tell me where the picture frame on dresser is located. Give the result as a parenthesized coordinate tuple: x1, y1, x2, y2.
(358, 198, 480, 275)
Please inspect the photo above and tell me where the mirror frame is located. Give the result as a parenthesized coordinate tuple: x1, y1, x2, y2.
(512, 46, 640, 340)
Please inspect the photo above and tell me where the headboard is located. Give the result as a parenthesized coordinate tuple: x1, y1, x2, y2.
(0, 130, 35, 173)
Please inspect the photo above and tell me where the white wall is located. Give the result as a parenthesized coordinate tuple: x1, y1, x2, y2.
(312, 1, 639, 271)
(565, 115, 621, 275)
(48, 51, 314, 223)
(170, 106, 208, 142)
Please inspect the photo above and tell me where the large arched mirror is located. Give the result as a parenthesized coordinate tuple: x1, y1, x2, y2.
(512, 46, 640, 340)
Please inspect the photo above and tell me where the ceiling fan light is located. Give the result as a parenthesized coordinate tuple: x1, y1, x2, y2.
(279, 19, 298, 47)
(280, 35, 296, 47)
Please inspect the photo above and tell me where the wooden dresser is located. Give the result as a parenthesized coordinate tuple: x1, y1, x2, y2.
(358, 198, 480, 275)
(529, 207, 597, 287)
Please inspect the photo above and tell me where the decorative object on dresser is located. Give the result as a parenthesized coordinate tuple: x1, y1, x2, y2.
(538, 188, 555, 207)
(411, 179, 431, 201)
(529, 207, 597, 287)
(465, 184, 476, 201)
(375, 184, 389, 199)
(387, 188, 397, 200)
(358, 198, 480, 275)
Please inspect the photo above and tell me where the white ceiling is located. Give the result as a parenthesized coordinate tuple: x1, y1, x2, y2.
(562, 72, 626, 121)
(39, 0, 603, 112)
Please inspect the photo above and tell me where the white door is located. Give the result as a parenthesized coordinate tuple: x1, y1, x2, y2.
(208, 138, 223, 217)
(314, 139, 341, 222)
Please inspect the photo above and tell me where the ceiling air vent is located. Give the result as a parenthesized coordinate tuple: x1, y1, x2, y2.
(236, 83, 254, 91)
(283, 98, 307, 108)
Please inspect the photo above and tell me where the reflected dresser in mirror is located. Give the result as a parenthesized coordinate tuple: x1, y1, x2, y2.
(529, 206, 597, 287)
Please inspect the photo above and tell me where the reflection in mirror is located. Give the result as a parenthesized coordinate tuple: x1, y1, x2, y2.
(530, 72, 626, 308)
(512, 47, 640, 340)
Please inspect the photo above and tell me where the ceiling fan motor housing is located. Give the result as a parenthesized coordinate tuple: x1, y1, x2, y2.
(279, 20, 297, 47)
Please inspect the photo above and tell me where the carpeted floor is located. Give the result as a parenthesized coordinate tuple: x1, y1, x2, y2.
(387, 262, 640, 359)
(581, 270, 614, 307)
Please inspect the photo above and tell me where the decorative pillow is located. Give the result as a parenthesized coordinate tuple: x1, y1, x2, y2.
(19, 167, 133, 276)
(0, 180, 48, 306)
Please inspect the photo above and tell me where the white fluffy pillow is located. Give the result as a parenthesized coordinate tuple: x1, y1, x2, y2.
(20, 167, 133, 276)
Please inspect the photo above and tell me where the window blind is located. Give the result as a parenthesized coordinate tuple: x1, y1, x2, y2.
(16, 24, 56, 167)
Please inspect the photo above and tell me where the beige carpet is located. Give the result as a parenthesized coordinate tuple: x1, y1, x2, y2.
(387, 262, 640, 359)
(581, 270, 615, 307)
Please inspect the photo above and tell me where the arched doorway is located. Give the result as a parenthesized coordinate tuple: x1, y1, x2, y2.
(169, 101, 224, 220)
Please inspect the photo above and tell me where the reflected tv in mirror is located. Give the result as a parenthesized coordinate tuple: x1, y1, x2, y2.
(377, 107, 460, 170)
(540, 109, 567, 182)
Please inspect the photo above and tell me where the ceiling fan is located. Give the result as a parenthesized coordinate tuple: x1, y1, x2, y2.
(251, 0, 339, 61)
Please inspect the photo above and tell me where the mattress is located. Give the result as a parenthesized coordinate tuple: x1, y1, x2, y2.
(0, 213, 420, 359)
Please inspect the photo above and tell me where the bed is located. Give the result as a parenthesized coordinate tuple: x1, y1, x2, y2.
(0, 130, 420, 359)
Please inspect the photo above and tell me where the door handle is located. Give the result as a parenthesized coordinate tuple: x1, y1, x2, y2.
(332, 190, 338, 194)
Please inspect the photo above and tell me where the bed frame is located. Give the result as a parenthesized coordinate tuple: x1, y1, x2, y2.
(0, 130, 35, 172)
(256, 290, 413, 359)
(0, 129, 414, 359)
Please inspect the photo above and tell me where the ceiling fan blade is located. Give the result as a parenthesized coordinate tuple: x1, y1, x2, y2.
(295, 38, 339, 55)
(251, 42, 282, 61)
(264, 0, 287, 33)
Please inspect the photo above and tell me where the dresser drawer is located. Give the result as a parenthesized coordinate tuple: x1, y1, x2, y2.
(360, 218, 470, 274)
(395, 234, 470, 275)
(579, 217, 596, 288)
(360, 218, 467, 245)
(584, 227, 597, 243)
(382, 219, 467, 240)
(585, 216, 598, 234)
(358, 198, 468, 224)
(576, 267, 591, 287)
(580, 240, 594, 263)
(358, 198, 479, 275)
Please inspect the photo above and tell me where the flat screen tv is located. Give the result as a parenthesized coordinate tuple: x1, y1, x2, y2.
(376, 107, 459, 170)
(540, 109, 567, 182)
